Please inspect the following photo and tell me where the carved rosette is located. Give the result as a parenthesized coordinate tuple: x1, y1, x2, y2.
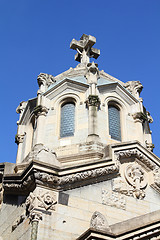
(86, 95, 100, 108)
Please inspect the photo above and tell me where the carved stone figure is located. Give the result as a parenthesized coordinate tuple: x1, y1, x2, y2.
(145, 141, 155, 152)
(85, 62, 100, 95)
(37, 73, 56, 92)
(15, 133, 26, 144)
(25, 192, 36, 213)
(90, 211, 110, 232)
(124, 80, 143, 99)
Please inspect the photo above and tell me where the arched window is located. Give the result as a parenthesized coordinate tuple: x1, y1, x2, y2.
(60, 102, 75, 138)
(108, 105, 121, 141)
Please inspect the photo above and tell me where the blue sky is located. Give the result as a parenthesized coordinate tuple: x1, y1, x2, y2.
(0, 0, 160, 163)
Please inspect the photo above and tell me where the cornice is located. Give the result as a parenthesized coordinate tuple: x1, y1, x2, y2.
(3, 158, 119, 194)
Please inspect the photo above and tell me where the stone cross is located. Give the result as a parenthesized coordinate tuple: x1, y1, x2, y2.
(70, 34, 100, 64)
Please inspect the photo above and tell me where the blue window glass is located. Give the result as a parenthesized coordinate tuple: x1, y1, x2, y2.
(60, 102, 75, 138)
(108, 105, 121, 141)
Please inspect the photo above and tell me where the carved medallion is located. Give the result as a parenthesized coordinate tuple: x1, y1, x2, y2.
(113, 163, 148, 199)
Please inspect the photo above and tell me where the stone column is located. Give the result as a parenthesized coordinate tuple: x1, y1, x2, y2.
(85, 62, 101, 142)
(133, 112, 146, 143)
(30, 211, 42, 240)
(86, 95, 100, 142)
(33, 104, 48, 145)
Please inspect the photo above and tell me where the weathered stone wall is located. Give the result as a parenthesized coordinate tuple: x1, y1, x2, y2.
(0, 196, 31, 240)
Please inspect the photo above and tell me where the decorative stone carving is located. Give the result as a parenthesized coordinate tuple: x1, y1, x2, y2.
(25, 192, 36, 213)
(153, 167, 160, 188)
(16, 101, 27, 121)
(3, 164, 119, 192)
(85, 62, 100, 95)
(124, 80, 143, 98)
(3, 174, 34, 192)
(86, 95, 100, 108)
(37, 73, 56, 93)
(146, 111, 153, 123)
(90, 211, 110, 232)
(37, 190, 57, 210)
(33, 105, 48, 117)
(125, 164, 147, 199)
(26, 190, 57, 213)
(70, 34, 100, 65)
(145, 141, 155, 152)
(133, 112, 147, 123)
(102, 189, 126, 209)
(113, 163, 147, 200)
(115, 149, 157, 170)
(15, 133, 26, 144)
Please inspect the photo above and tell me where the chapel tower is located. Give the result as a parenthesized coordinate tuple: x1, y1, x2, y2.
(0, 34, 160, 240)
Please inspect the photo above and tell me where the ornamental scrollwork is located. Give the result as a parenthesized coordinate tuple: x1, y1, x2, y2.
(3, 164, 119, 192)
(115, 149, 157, 170)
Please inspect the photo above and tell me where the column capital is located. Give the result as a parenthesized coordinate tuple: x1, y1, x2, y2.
(86, 95, 100, 108)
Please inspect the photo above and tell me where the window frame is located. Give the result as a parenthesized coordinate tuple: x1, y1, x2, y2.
(59, 98, 76, 139)
(108, 101, 122, 142)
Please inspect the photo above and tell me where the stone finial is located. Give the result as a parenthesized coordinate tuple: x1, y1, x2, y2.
(70, 34, 100, 64)
(37, 73, 56, 93)
(124, 81, 143, 99)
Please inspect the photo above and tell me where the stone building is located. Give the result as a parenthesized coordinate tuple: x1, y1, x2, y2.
(0, 34, 160, 240)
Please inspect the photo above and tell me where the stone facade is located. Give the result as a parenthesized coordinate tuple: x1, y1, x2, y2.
(0, 34, 160, 240)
